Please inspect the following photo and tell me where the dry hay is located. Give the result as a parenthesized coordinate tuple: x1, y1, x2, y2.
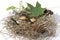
(3, 10, 56, 40)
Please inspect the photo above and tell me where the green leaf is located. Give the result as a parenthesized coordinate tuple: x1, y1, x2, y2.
(36, 1, 41, 8)
(27, 3, 34, 9)
(25, 2, 45, 17)
(7, 6, 16, 11)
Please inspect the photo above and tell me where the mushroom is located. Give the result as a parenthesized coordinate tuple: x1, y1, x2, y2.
(19, 16, 27, 20)
(30, 17, 36, 22)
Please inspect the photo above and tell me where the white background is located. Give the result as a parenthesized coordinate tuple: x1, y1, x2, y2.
(0, 0, 60, 40)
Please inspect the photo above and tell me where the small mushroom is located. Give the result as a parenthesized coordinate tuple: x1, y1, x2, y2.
(30, 17, 36, 22)
(47, 10, 53, 15)
(44, 9, 53, 15)
(19, 16, 27, 20)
